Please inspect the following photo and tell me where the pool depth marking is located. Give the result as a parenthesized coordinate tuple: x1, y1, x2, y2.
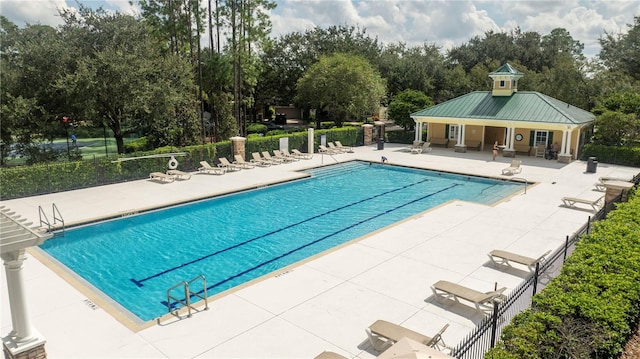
(130, 177, 433, 287)
(161, 183, 460, 308)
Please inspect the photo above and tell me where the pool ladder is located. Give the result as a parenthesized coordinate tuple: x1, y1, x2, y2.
(166, 274, 209, 318)
(38, 203, 65, 236)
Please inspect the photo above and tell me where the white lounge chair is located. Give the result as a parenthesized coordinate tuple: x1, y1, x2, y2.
(149, 172, 174, 183)
(273, 149, 295, 162)
(488, 249, 551, 272)
(262, 151, 285, 164)
(250, 152, 272, 166)
(328, 142, 345, 153)
(291, 149, 313, 159)
(365, 319, 449, 352)
(198, 161, 225, 175)
(501, 160, 522, 175)
(319, 145, 339, 155)
(335, 141, 353, 153)
(431, 280, 506, 315)
(313, 351, 348, 359)
(233, 155, 255, 169)
(218, 157, 242, 172)
(561, 195, 604, 212)
(166, 169, 191, 180)
(281, 148, 301, 161)
(411, 142, 432, 154)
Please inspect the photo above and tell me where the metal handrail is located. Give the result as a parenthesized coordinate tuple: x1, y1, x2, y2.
(38, 205, 51, 232)
(52, 203, 65, 235)
(166, 281, 190, 317)
(507, 177, 528, 194)
(166, 275, 208, 318)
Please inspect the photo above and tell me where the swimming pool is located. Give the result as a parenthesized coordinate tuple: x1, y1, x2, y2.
(39, 161, 522, 322)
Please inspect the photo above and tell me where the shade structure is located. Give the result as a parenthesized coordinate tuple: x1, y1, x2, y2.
(376, 337, 454, 359)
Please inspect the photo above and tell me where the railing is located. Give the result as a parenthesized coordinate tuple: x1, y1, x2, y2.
(449, 192, 621, 358)
(39, 203, 65, 235)
(166, 275, 208, 318)
(506, 177, 528, 194)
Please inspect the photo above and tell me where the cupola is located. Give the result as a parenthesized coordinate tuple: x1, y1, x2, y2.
(488, 63, 523, 97)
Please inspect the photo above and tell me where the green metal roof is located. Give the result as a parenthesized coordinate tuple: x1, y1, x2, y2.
(411, 91, 594, 125)
(489, 63, 523, 76)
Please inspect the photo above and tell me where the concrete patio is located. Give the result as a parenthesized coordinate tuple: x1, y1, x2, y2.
(1, 143, 637, 358)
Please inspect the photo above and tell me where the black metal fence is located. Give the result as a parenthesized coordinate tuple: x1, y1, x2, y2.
(449, 194, 621, 359)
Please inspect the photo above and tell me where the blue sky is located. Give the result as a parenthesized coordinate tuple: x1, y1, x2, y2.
(1, 0, 639, 58)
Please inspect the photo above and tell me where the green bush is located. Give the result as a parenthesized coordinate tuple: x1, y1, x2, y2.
(0, 127, 363, 199)
(247, 123, 267, 134)
(487, 188, 640, 359)
(124, 136, 150, 153)
(581, 144, 640, 167)
(386, 130, 416, 144)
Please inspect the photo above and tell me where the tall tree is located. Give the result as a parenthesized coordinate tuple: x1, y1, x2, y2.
(294, 53, 386, 127)
(387, 89, 434, 130)
(58, 7, 198, 153)
(599, 16, 640, 82)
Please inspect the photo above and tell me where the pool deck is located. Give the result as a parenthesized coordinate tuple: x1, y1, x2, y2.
(2, 144, 638, 358)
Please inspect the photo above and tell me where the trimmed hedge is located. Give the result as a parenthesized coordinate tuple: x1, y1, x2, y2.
(0, 127, 360, 199)
(486, 188, 640, 359)
(581, 144, 640, 167)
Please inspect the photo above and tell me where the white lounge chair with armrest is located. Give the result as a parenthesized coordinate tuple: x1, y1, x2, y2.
(335, 141, 353, 153)
(149, 172, 174, 183)
(291, 149, 313, 159)
(319, 145, 340, 155)
(328, 142, 345, 153)
(501, 160, 522, 175)
(198, 161, 225, 174)
(594, 176, 633, 191)
(366, 320, 449, 352)
(166, 169, 191, 180)
(250, 152, 272, 166)
(273, 149, 295, 162)
(431, 280, 506, 315)
(411, 142, 432, 154)
(233, 155, 255, 169)
(280, 148, 300, 161)
(262, 151, 285, 164)
(218, 157, 242, 172)
(488, 249, 551, 272)
(561, 195, 604, 212)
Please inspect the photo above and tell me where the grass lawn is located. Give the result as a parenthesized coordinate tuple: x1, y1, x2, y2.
(4, 136, 133, 165)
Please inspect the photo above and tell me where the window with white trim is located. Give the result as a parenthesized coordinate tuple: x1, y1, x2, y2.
(535, 130, 548, 147)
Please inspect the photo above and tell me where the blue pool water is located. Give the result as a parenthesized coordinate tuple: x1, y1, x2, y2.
(40, 161, 521, 321)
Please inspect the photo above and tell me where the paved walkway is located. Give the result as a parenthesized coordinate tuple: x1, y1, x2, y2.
(2, 144, 637, 358)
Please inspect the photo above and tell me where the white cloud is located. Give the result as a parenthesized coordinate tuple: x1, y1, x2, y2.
(2, 0, 638, 58)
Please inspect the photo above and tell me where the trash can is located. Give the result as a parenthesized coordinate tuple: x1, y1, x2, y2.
(587, 157, 598, 173)
(377, 137, 384, 150)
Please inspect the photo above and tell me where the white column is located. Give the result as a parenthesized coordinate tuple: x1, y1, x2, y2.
(565, 130, 572, 156)
(505, 127, 511, 149)
(307, 128, 314, 154)
(2, 250, 37, 343)
(510, 127, 516, 149)
(414, 121, 421, 143)
(459, 124, 465, 145)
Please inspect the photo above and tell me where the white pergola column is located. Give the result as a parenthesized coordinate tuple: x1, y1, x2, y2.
(307, 128, 314, 154)
(2, 250, 38, 343)
(1, 207, 51, 357)
(414, 121, 421, 143)
(459, 124, 466, 145)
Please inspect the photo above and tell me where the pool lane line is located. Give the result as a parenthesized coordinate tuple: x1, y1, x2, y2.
(130, 177, 434, 287)
(164, 183, 461, 306)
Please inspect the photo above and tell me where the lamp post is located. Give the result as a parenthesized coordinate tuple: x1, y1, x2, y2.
(62, 116, 70, 158)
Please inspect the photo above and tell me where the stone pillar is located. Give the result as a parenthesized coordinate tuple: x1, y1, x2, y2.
(230, 136, 246, 159)
(362, 124, 374, 146)
(2, 250, 47, 359)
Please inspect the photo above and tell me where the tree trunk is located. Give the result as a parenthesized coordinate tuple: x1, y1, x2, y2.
(109, 118, 125, 154)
